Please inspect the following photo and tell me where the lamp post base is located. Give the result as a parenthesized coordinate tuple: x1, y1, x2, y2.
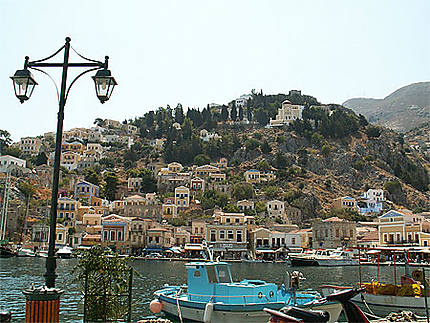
(22, 286, 63, 323)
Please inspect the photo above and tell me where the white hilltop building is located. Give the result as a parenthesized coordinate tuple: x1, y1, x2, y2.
(269, 100, 304, 127)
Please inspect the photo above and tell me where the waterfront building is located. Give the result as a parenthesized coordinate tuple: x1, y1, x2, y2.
(146, 227, 173, 251)
(55, 224, 68, 246)
(101, 214, 132, 254)
(32, 224, 49, 244)
(130, 218, 156, 254)
(312, 216, 357, 249)
(378, 209, 430, 247)
(205, 211, 255, 259)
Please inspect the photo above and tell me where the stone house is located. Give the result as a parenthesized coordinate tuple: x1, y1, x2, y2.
(312, 217, 357, 249)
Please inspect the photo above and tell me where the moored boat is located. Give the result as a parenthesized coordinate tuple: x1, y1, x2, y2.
(0, 244, 16, 258)
(315, 249, 359, 266)
(16, 247, 36, 257)
(152, 261, 342, 323)
(56, 246, 73, 259)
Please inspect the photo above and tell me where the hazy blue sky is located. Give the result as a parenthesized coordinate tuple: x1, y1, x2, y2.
(1, 0, 429, 141)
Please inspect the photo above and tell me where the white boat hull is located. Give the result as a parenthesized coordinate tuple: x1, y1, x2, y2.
(322, 286, 429, 316)
(316, 259, 359, 266)
(159, 299, 342, 323)
(352, 292, 429, 316)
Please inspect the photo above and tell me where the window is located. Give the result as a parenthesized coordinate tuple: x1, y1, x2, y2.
(235, 218, 239, 223)
(237, 230, 242, 242)
(104, 231, 108, 240)
(194, 270, 201, 278)
(292, 237, 296, 244)
(216, 265, 232, 283)
(206, 265, 218, 283)
(58, 233, 63, 241)
(272, 238, 276, 246)
(210, 230, 216, 241)
(226, 218, 231, 223)
(220, 230, 225, 240)
(227, 230, 234, 240)
(118, 231, 123, 241)
(335, 229, 339, 237)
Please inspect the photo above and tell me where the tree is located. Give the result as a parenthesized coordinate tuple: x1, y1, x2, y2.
(84, 168, 101, 186)
(93, 118, 105, 127)
(174, 103, 185, 124)
(273, 151, 287, 169)
(254, 109, 269, 126)
(2, 146, 22, 158)
(230, 105, 237, 121)
(138, 169, 157, 193)
(366, 126, 382, 138)
(0, 129, 12, 154)
(194, 154, 210, 166)
(264, 186, 280, 199)
(103, 171, 119, 201)
(260, 140, 271, 154)
(32, 152, 48, 166)
(221, 106, 229, 122)
(232, 183, 254, 200)
(182, 118, 193, 140)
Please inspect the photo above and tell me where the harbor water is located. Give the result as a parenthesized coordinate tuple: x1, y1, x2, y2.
(0, 257, 403, 322)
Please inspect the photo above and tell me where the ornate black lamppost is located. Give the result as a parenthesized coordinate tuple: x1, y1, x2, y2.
(11, 37, 116, 322)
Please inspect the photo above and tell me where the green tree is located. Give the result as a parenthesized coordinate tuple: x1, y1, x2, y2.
(32, 152, 48, 166)
(273, 151, 287, 169)
(230, 105, 237, 121)
(103, 171, 119, 201)
(84, 168, 101, 186)
(366, 126, 382, 138)
(232, 183, 254, 200)
(2, 146, 22, 158)
(138, 169, 158, 193)
(264, 185, 280, 199)
(321, 144, 331, 157)
(0, 130, 12, 154)
(260, 140, 272, 154)
(238, 106, 244, 121)
(221, 106, 229, 121)
(254, 109, 269, 126)
(194, 154, 210, 166)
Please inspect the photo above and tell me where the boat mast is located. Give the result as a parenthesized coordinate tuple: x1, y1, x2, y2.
(0, 170, 11, 241)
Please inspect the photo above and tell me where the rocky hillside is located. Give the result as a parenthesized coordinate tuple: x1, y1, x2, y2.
(343, 82, 430, 133)
(217, 125, 430, 220)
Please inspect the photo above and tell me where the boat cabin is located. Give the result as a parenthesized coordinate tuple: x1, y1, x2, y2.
(185, 262, 279, 304)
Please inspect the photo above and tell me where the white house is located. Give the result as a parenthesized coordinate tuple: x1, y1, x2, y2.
(0, 155, 26, 173)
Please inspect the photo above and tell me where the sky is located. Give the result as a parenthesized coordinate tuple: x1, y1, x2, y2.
(1, 0, 429, 142)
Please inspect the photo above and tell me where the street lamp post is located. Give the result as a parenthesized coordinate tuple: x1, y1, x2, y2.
(11, 37, 116, 322)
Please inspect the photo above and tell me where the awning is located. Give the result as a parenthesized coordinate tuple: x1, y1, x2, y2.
(366, 250, 381, 254)
(144, 247, 163, 252)
(256, 249, 275, 254)
(184, 245, 204, 251)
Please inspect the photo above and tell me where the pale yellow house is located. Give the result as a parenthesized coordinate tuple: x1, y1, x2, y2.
(175, 186, 190, 208)
(378, 209, 430, 247)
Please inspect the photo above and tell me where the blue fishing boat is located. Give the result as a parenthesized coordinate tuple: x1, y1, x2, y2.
(151, 261, 342, 323)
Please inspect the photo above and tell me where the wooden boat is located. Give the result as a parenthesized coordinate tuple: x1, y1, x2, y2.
(152, 261, 342, 323)
(0, 244, 15, 258)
